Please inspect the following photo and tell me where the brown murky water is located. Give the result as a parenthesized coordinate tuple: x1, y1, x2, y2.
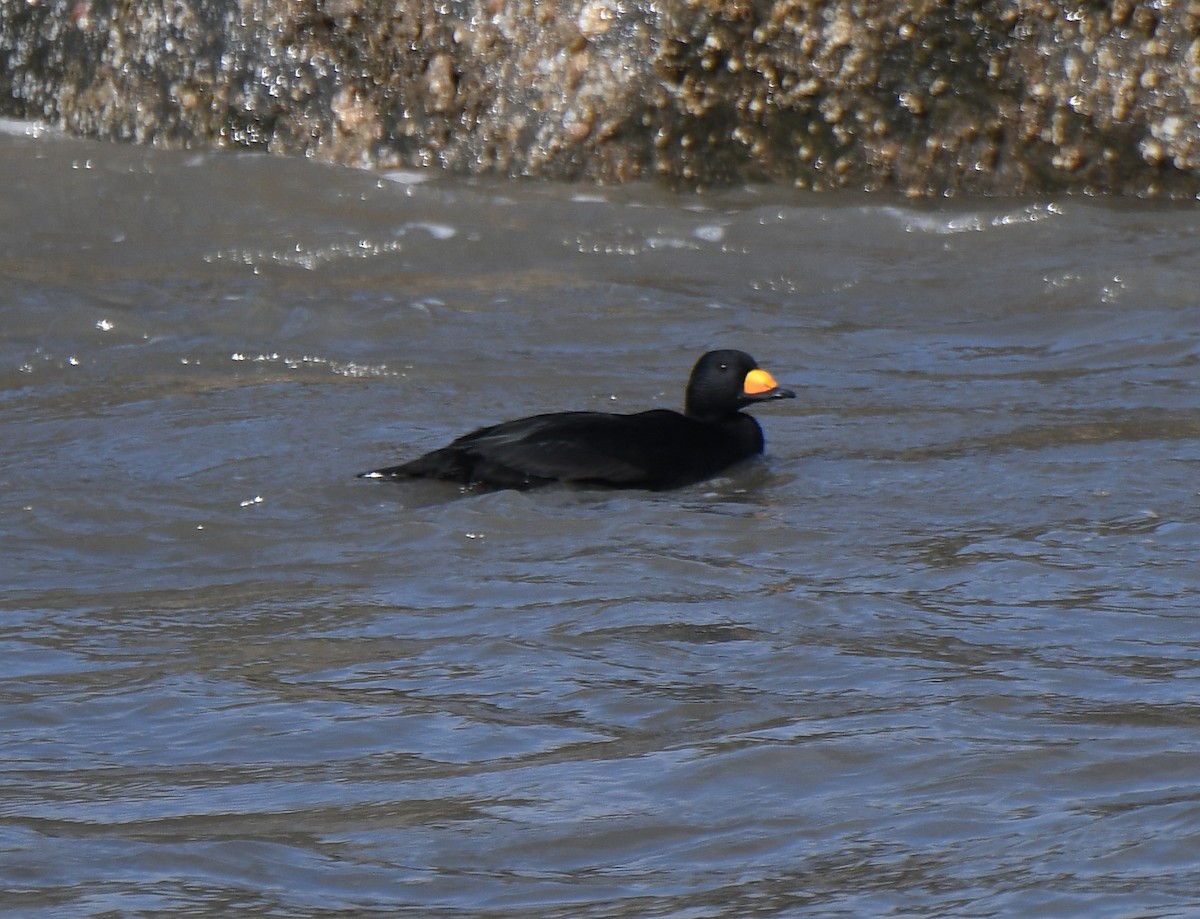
(3, 119, 1199, 916)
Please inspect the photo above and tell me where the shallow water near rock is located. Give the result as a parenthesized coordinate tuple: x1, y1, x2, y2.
(2, 119, 1199, 917)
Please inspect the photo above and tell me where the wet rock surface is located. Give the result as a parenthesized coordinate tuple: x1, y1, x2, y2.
(4, 0, 1200, 195)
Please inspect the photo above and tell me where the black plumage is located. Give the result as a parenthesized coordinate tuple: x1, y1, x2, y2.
(358, 349, 794, 490)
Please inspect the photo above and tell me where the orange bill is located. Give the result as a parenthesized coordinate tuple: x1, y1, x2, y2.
(742, 368, 778, 395)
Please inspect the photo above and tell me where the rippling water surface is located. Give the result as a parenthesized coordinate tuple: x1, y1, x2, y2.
(3, 118, 1200, 917)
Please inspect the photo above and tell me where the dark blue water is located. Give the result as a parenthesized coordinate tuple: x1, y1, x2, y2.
(2, 118, 1199, 917)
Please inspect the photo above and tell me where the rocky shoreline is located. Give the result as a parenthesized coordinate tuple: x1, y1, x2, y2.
(4, 0, 1200, 195)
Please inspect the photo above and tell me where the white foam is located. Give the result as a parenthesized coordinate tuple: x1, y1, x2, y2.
(0, 118, 59, 139)
(381, 169, 432, 185)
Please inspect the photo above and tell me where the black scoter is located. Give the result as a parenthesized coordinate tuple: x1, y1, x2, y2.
(358, 349, 794, 490)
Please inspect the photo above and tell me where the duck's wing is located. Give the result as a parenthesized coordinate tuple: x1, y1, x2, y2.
(460, 411, 681, 486)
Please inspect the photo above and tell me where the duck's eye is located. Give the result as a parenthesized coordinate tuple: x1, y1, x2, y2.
(718, 363, 728, 371)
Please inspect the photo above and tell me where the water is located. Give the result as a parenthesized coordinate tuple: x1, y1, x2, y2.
(2, 118, 1200, 917)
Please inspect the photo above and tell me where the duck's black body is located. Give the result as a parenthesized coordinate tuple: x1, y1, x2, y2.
(377, 407, 767, 490)
(359, 350, 794, 491)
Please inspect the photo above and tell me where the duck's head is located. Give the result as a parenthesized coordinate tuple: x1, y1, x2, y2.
(684, 350, 796, 421)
